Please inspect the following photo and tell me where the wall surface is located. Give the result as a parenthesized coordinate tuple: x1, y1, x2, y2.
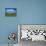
(0, 0, 46, 45)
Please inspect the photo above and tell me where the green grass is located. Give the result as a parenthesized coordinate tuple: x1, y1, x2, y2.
(5, 13, 16, 17)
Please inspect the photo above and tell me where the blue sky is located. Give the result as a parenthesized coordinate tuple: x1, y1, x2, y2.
(5, 8, 16, 13)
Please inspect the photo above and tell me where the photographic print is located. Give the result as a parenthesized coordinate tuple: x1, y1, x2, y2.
(5, 8, 17, 16)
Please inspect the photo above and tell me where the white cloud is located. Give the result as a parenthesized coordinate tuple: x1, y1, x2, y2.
(6, 9, 16, 13)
